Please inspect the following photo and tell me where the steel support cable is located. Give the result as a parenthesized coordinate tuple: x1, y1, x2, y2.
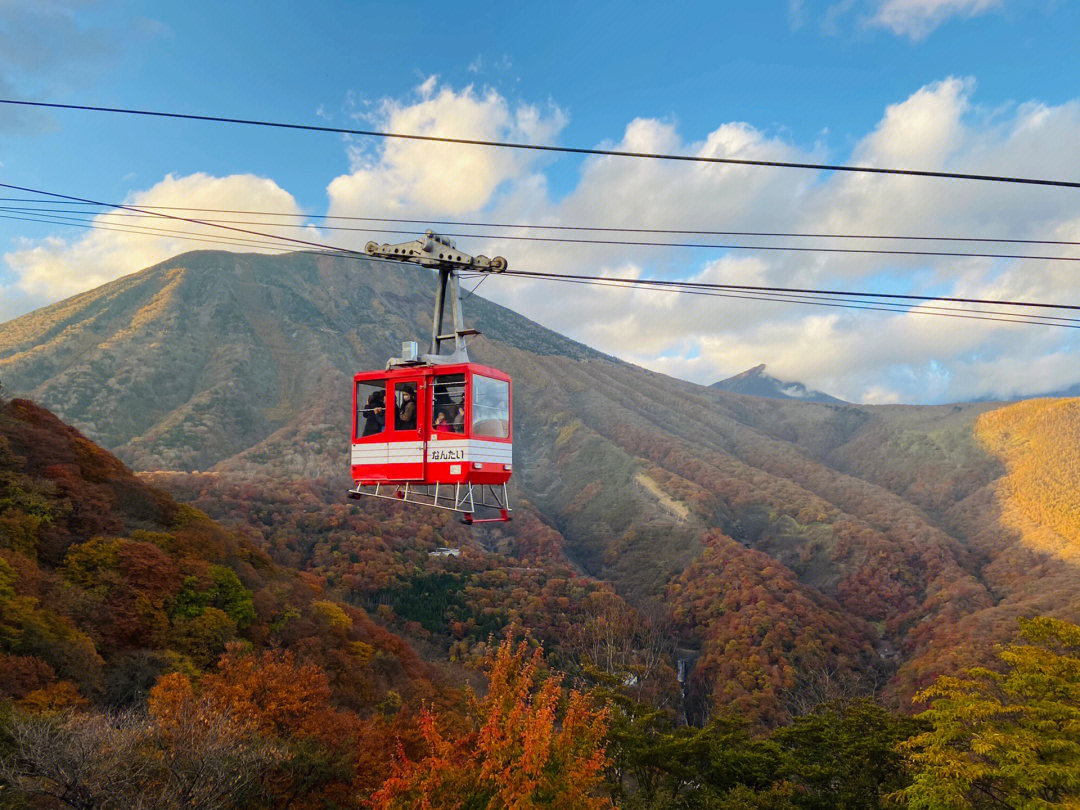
(3, 98, 1080, 189)
(464, 271, 1080, 329)
(0, 210, 466, 274)
(497, 269, 1080, 313)
(0, 211, 315, 254)
(323, 227, 1080, 263)
(10, 206, 1080, 327)
(459, 269, 1080, 325)
(18, 198, 1079, 321)
(4, 204, 1079, 250)
(12, 204, 1067, 325)
(3, 201, 1074, 328)
(11, 206, 1080, 262)
(454, 270, 1079, 322)
(0, 181, 369, 258)
(0, 213, 448, 270)
(6, 180, 1079, 323)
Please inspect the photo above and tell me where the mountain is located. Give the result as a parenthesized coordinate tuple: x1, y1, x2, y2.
(710, 363, 845, 404)
(4, 250, 1080, 721)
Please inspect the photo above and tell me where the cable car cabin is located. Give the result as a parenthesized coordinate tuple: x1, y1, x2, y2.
(347, 231, 512, 523)
(350, 363, 512, 523)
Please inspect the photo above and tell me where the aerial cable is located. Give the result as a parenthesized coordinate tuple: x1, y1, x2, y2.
(3, 201, 1078, 249)
(498, 269, 1080, 313)
(472, 271, 1078, 328)
(0, 211, 438, 270)
(7, 180, 1080, 328)
(331, 227, 1080, 263)
(5, 203, 1075, 328)
(0, 181, 366, 257)
(459, 269, 1080, 325)
(10, 205, 1079, 264)
(0, 212, 314, 255)
(3, 98, 1079, 189)
(13, 204, 1073, 324)
(474, 271, 1080, 329)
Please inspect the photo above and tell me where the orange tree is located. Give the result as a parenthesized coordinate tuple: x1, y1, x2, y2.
(148, 644, 396, 808)
(372, 633, 611, 809)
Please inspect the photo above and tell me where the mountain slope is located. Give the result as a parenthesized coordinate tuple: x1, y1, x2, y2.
(0, 396, 431, 710)
(4, 250, 1080, 718)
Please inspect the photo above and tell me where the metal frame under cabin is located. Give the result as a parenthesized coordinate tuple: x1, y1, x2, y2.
(348, 363, 513, 523)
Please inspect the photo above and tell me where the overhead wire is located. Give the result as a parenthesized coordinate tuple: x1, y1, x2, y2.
(465, 271, 1080, 325)
(461, 271, 1080, 329)
(2, 202, 1080, 251)
(5, 181, 1080, 330)
(0, 180, 370, 257)
(5, 203, 1079, 264)
(3, 98, 1080, 189)
(0, 211, 317, 254)
(496, 268, 1080, 312)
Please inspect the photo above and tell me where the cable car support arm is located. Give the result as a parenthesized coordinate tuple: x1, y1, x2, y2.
(365, 231, 507, 364)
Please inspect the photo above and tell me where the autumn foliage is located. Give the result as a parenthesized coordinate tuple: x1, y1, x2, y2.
(902, 616, 1080, 809)
(372, 634, 611, 809)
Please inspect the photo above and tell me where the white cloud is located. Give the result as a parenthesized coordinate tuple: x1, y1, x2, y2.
(3, 173, 311, 302)
(870, 0, 1002, 40)
(326, 78, 567, 223)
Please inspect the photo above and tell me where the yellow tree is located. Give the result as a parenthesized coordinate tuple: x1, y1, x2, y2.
(372, 635, 611, 809)
(901, 616, 1080, 809)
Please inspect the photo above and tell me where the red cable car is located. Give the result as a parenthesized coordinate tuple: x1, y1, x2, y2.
(347, 232, 512, 524)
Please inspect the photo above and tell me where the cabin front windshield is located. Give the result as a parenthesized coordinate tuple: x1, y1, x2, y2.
(431, 374, 466, 433)
(356, 380, 387, 438)
(472, 375, 510, 438)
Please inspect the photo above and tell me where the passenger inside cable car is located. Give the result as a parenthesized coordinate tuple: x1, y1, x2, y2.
(396, 384, 417, 431)
(360, 388, 385, 436)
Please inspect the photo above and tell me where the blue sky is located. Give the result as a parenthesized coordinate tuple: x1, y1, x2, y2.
(2, 0, 1079, 403)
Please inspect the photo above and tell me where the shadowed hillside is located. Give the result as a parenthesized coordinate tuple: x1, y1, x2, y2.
(4, 250, 1080, 719)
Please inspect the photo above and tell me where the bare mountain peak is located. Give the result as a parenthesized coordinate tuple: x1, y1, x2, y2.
(732, 363, 768, 380)
(711, 363, 844, 404)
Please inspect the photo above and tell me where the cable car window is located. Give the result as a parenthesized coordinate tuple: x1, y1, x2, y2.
(472, 375, 509, 438)
(356, 380, 387, 438)
(431, 374, 466, 433)
(393, 382, 418, 431)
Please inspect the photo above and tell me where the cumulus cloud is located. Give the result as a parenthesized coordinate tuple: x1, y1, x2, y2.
(326, 78, 567, 221)
(869, 0, 1002, 40)
(3, 173, 313, 302)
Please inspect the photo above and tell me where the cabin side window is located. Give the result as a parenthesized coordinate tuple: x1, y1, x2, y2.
(392, 381, 418, 432)
(356, 380, 387, 438)
(472, 375, 510, 438)
(431, 374, 466, 433)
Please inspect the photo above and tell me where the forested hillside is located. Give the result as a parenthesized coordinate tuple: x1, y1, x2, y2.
(0, 398, 434, 691)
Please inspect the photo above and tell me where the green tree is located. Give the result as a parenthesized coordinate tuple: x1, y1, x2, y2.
(169, 565, 254, 629)
(901, 616, 1080, 809)
(770, 699, 922, 810)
